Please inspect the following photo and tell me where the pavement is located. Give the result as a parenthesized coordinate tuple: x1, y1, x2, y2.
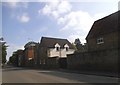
(58, 69, 120, 78)
(2, 66, 119, 83)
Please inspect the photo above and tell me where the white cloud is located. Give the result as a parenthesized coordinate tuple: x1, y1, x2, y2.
(58, 11, 94, 43)
(32, 27, 48, 35)
(7, 43, 24, 61)
(58, 11, 109, 44)
(39, 1, 110, 44)
(17, 13, 30, 23)
(68, 34, 86, 44)
(93, 13, 107, 20)
(59, 11, 94, 32)
(7, 2, 18, 8)
(4, 1, 28, 9)
(57, 1, 72, 14)
(39, 0, 72, 19)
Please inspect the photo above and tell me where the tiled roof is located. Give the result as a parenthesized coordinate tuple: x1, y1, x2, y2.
(24, 41, 38, 48)
(86, 11, 120, 39)
(40, 37, 74, 49)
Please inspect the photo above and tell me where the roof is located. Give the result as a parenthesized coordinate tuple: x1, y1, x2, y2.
(40, 37, 74, 49)
(86, 11, 120, 39)
(24, 41, 38, 48)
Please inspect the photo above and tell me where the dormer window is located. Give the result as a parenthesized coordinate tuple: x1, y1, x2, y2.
(55, 43, 60, 51)
(97, 37, 104, 44)
(66, 47, 69, 51)
(64, 44, 69, 51)
(56, 47, 60, 51)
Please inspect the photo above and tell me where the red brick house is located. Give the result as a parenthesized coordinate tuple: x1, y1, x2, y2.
(17, 50, 25, 66)
(24, 41, 39, 66)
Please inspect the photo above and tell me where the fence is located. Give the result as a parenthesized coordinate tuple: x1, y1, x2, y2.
(67, 48, 119, 72)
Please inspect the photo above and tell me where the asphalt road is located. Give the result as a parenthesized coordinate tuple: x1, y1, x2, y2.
(2, 66, 119, 83)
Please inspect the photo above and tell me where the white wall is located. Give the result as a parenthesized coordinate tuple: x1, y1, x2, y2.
(47, 48, 75, 58)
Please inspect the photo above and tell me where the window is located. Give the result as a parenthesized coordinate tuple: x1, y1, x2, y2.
(97, 38, 104, 44)
(55, 43, 60, 51)
(56, 47, 60, 51)
(66, 47, 69, 51)
(64, 44, 69, 51)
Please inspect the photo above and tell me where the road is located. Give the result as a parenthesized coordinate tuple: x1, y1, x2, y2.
(2, 66, 119, 83)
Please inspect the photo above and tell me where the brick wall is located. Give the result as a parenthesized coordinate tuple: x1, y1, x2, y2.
(87, 32, 119, 51)
(67, 48, 119, 72)
(46, 57, 59, 69)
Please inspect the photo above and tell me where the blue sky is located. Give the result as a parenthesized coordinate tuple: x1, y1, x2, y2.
(1, 0, 119, 61)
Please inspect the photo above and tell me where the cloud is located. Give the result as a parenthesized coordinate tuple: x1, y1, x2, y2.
(7, 2, 18, 8)
(68, 34, 86, 44)
(17, 13, 30, 23)
(37, 27, 48, 33)
(59, 11, 94, 32)
(3, 1, 28, 9)
(93, 13, 107, 20)
(39, 1, 109, 44)
(7, 43, 24, 61)
(39, 0, 72, 19)
(58, 11, 95, 44)
(59, 11, 108, 44)
(4, 0, 20, 8)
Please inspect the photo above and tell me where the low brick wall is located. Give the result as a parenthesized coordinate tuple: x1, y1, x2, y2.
(67, 49, 119, 72)
(44, 57, 67, 69)
(46, 57, 59, 69)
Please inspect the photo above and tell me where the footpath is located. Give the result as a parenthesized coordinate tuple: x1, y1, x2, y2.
(58, 69, 120, 78)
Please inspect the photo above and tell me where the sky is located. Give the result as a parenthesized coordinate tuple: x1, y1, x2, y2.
(1, 0, 119, 61)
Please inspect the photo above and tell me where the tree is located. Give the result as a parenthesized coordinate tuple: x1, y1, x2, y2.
(74, 38, 81, 45)
(0, 37, 7, 64)
(8, 51, 18, 66)
(74, 38, 83, 51)
(74, 38, 88, 53)
(2, 43, 7, 64)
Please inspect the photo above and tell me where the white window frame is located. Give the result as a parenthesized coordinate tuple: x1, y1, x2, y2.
(97, 37, 104, 44)
(64, 44, 69, 51)
(65, 47, 69, 51)
(56, 47, 60, 51)
(55, 43, 60, 51)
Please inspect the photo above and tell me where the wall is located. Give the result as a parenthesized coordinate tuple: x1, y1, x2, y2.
(48, 48, 60, 57)
(44, 57, 67, 69)
(48, 48, 75, 58)
(46, 57, 59, 69)
(67, 48, 119, 72)
(28, 48, 34, 60)
(87, 32, 119, 51)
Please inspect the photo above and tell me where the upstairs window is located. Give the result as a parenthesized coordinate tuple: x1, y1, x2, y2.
(55, 43, 60, 51)
(64, 44, 69, 51)
(66, 47, 69, 51)
(56, 47, 60, 51)
(97, 38, 104, 44)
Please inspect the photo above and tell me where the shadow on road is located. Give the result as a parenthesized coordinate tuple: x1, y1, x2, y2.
(38, 70, 119, 83)
(2, 65, 31, 72)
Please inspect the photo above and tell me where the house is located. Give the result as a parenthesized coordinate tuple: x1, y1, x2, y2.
(86, 11, 120, 51)
(17, 50, 24, 67)
(24, 41, 39, 66)
(38, 37, 75, 68)
(67, 11, 119, 72)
